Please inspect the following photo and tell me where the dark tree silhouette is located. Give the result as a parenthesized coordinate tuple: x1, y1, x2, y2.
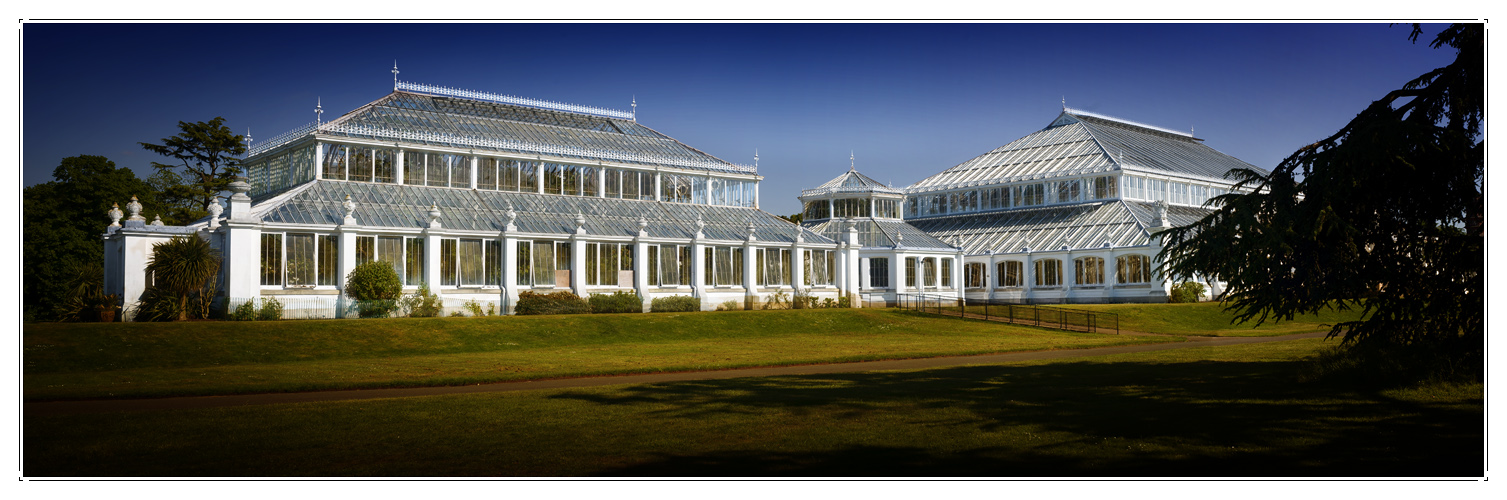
(1157, 24, 1482, 365)
(139, 117, 247, 225)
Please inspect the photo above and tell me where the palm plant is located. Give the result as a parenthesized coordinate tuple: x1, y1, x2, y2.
(145, 235, 222, 321)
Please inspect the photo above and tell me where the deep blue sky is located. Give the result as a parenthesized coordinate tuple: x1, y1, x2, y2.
(22, 22, 1457, 216)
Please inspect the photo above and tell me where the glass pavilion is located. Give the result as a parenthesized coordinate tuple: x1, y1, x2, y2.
(104, 82, 856, 319)
(899, 107, 1268, 303)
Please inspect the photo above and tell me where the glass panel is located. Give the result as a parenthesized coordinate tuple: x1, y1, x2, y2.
(780, 249, 791, 285)
(486, 240, 502, 286)
(520, 161, 538, 192)
(349, 146, 373, 183)
(692, 176, 706, 205)
(286, 233, 315, 286)
(544, 163, 563, 195)
(406, 238, 424, 286)
(450, 155, 470, 189)
(321, 144, 346, 180)
(582, 166, 599, 197)
(659, 245, 679, 285)
(606, 169, 622, 198)
(317, 234, 338, 286)
(905, 257, 916, 287)
(501, 159, 519, 191)
(517, 241, 532, 286)
(716, 247, 732, 286)
(374, 149, 394, 183)
(869, 257, 889, 288)
(731, 248, 743, 286)
(379, 236, 404, 281)
(647, 246, 659, 286)
(600, 243, 618, 286)
(532, 241, 554, 286)
(261, 233, 283, 286)
(587, 243, 600, 286)
(640, 172, 655, 201)
(441, 238, 457, 286)
(404, 152, 424, 185)
(563, 165, 580, 196)
(556, 242, 572, 271)
(426, 153, 447, 187)
(940, 258, 952, 287)
(356, 236, 375, 266)
(460, 239, 483, 286)
(922, 258, 937, 287)
(478, 158, 498, 191)
(679, 246, 692, 286)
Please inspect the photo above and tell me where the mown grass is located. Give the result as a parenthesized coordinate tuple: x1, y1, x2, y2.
(1041, 302, 1368, 336)
(24, 308, 1173, 400)
(24, 338, 1481, 477)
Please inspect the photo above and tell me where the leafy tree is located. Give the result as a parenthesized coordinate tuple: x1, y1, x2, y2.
(23, 155, 164, 321)
(145, 235, 223, 321)
(139, 117, 246, 225)
(1157, 24, 1482, 371)
(345, 261, 404, 318)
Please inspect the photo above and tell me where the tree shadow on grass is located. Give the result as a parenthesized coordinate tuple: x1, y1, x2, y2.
(549, 359, 1482, 477)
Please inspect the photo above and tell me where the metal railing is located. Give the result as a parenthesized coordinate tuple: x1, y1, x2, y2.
(896, 293, 1118, 334)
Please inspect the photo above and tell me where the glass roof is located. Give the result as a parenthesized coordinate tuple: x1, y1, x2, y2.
(907, 110, 1265, 193)
(903, 200, 1212, 255)
(803, 218, 955, 251)
(800, 169, 904, 198)
(254, 180, 828, 245)
(310, 91, 751, 175)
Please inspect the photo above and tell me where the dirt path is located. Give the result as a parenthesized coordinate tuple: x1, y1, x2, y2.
(25, 332, 1329, 417)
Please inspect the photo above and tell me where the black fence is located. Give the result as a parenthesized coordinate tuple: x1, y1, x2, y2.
(896, 293, 1119, 334)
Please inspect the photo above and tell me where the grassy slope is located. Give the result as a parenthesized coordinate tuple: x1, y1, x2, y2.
(1045, 302, 1367, 336)
(24, 338, 1482, 477)
(25, 309, 1172, 400)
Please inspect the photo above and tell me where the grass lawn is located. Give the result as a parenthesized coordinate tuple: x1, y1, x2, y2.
(24, 338, 1482, 477)
(24, 308, 1174, 400)
(1042, 302, 1368, 336)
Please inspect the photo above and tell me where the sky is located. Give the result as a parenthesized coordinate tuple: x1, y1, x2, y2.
(21, 22, 1461, 216)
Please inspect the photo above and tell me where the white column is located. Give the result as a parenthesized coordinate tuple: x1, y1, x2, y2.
(634, 239, 651, 312)
(790, 243, 805, 293)
(570, 236, 587, 298)
(424, 230, 442, 292)
(223, 222, 262, 316)
(743, 240, 757, 309)
(395, 150, 405, 185)
(502, 233, 519, 314)
(597, 167, 607, 197)
(470, 156, 479, 189)
(314, 142, 324, 180)
(690, 238, 706, 308)
(336, 225, 358, 318)
(653, 171, 662, 202)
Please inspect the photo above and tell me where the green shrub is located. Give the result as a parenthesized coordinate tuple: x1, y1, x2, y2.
(449, 311, 465, 317)
(346, 262, 403, 318)
(462, 299, 489, 317)
(132, 287, 183, 322)
(650, 295, 701, 313)
(145, 235, 222, 321)
(401, 282, 442, 318)
(717, 299, 742, 311)
(1169, 281, 1207, 303)
(763, 290, 790, 310)
(515, 291, 591, 315)
(589, 291, 643, 314)
(257, 297, 283, 321)
(791, 290, 817, 309)
(230, 299, 257, 321)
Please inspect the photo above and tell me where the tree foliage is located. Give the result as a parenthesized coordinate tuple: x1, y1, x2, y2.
(139, 117, 246, 225)
(145, 235, 223, 321)
(22, 155, 164, 321)
(1157, 24, 1482, 365)
(345, 262, 404, 318)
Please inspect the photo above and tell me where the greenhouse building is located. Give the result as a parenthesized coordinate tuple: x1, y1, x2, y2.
(103, 82, 861, 319)
(898, 107, 1268, 303)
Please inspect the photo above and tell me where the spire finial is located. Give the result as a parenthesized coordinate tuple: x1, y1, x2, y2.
(392, 61, 400, 91)
(631, 95, 637, 122)
(315, 97, 324, 125)
(754, 149, 759, 168)
(244, 128, 253, 150)
(849, 151, 855, 171)
(1062, 96, 1066, 110)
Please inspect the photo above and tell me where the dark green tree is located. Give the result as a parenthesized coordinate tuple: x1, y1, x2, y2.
(139, 117, 246, 225)
(23, 155, 165, 321)
(144, 235, 223, 321)
(1157, 24, 1482, 372)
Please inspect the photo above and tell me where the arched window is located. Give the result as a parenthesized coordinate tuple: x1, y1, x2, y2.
(1034, 259, 1062, 287)
(1074, 257, 1105, 285)
(998, 261, 1023, 287)
(1117, 255, 1152, 284)
(964, 262, 986, 288)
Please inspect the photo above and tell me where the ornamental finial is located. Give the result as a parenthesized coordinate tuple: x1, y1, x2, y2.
(244, 128, 252, 151)
(1154, 199, 1169, 227)
(126, 196, 144, 221)
(631, 95, 637, 122)
(151, 214, 164, 227)
(850, 151, 855, 171)
(575, 211, 587, 234)
(107, 203, 123, 227)
(316, 97, 324, 125)
(754, 149, 759, 169)
(342, 194, 356, 219)
(427, 201, 442, 228)
(746, 217, 757, 238)
(637, 215, 648, 231)
(392, 61, 400, 91)
(206, 196, 223, 229)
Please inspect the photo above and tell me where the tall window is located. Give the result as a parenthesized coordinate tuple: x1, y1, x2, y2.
(998, 261, 1023, 287)
(1035, 259, 1062, 287)
(285, 233, 316, 286)
(440, 239, 458, 286)
(556, 242, 573, 285)
(964, 262, 985, 288)
(449, 155, 470, 189)
(1117, 255, 1152, 284)
(868, 258, 889, 288)
(586, 243, 625, 286)
(425, 153, 447, 187)
(940, 258, 952, 288)
(378, 236, 403, 282)
(477, 158, 498, 190)
(649, 244, 687, 286)
(1075, 256, 1105, 286)
(373, 149, 394, 183)
(922, 258, 937, 287)
(458, 239, 485, 286)
(1057, 179, 1081, 203)
(355, 236, 375, 266)
(1093, 176, 1117, 200)
(405, 238, 424, 286)
(485, 240, 502, 286)
(905, 257, 917, 288)
(803, 249, 833, 286)
(317, 234, 338, 286)
(544, 163, 564, 194)
(757, 248, 791, 286)
(321, 144, 347, 180)
(403, 152, 424, 185)
(260, 233, 283, 286)
(704, 246, 743, 287)
(518, 240, 559, 287)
